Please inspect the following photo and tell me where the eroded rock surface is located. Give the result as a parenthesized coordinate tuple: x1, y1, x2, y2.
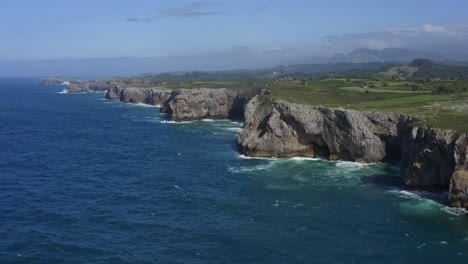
(105, 86, 172, 106)
(400, 128, 455, 189)
(237, 95, 414, 162)
(163, 88, 245, 121)
(449, 134, 468, 207)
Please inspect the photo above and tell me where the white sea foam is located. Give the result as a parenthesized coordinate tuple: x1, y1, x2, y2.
(288, 157, 320, 161)
(201, 119, 215, 122)
(128, 103, 159, 108)
(237, 154, 278, 161)
(57, 89, 69, 94)
(160, 120, 193, 124)
(389, 189, 467, 216)
(225, 127, 243, 132)
(334, 160, 374, 168)
(227, 163, 274, 173)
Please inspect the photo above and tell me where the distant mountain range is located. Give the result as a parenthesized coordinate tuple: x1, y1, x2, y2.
(330, 47, 445, 63)
(0, 47, 457, 77)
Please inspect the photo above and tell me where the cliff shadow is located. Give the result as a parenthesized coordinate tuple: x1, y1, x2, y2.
(360, 163, 403, 190)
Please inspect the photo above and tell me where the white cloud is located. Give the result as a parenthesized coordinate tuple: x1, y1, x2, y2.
(421, 24, 446, 33)
(321, 23, 468, 58)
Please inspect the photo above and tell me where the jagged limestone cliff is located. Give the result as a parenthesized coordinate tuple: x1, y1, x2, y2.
(237, 95, 415, 162)
(448, 134, 468, 207)
(105, 86, 172, 106)
(105, 87, 248, 121)
(162, 88, 246, 121)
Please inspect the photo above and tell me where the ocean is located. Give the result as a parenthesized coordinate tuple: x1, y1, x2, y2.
(1, 78, 467, 263)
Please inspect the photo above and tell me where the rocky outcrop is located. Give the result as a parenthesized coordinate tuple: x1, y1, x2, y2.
(237, 95, 414, 162)
(161, 88, 246, 121)
(82, 83, 90, 93)
(400, 128, 455, 189)
(400, 130, 468, 207)
(449, 134, 468, 207)
(40, 78, 156, 92)
(105, 87, 249, 121)
(38, 78, 68, 85)
(105, 86, 172, 106)
(105, 86, 122, 100)
(67, 83, 83, 93)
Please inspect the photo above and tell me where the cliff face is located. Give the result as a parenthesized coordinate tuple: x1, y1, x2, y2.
(162, 88, 245, 121)
(399, 129, 468, 207)
(449, 134, 468, 207)
(237, 95, 414, 162)
(400, 128, 455, 188)
(40, 78, 156, 92)
(106, 87, 247, 121)
(105, 86, 172, 106)
(67, 84, 83, 93)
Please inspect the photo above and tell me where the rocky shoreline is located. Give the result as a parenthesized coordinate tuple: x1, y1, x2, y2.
(47, 83, 468, 209)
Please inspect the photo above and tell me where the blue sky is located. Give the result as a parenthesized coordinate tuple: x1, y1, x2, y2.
(2, 0, 468, 61)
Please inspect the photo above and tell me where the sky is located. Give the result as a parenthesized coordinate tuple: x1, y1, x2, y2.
(1, 0, 468, 76)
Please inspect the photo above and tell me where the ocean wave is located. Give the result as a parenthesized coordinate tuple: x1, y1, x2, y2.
(57, 89, 69, 94)
(288, 157, 320, 161)
(128, 103, 159, 108)
(389, 189, 467, 216)
(160, 120, 193, 124)
(227, 163, 274, 173)
(237, 154, 278, 161)
(225, 127, 243, 132)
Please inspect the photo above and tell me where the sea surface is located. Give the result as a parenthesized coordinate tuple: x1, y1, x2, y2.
(1, 78, 468, 264)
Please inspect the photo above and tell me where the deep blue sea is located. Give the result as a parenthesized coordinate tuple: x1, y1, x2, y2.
(1, 78, 468, 263)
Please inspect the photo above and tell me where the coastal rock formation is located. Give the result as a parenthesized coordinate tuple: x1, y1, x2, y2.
(449, 134, 468, 207)
(400, 128, 455, 189)
(162, 88, 245, 121)
(38, 78, 68, 85)
(40, 78, 156, 92)
(104, 86, 122, 100)
(237, 95, 413, 162)
(82, 83, 90, 93)
(105, 86, 172, 106)
(67, 83, 83, 93)
(105, 87, 249, 121)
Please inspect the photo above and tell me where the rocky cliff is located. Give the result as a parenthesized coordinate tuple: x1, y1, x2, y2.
(67, 83, 83, 93)
(237, 95, 415, 162)
(400, 128, 455, 189)
(161, 88, 246, 121)
(40, 78, 154, 92)
(448, 134, 468, 207)
(105, 87, 248, 121)
(105, 86, 172, 106)
(236, 94, 468, 208)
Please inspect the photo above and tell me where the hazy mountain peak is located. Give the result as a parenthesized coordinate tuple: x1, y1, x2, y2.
(333, 47, 444, 63)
